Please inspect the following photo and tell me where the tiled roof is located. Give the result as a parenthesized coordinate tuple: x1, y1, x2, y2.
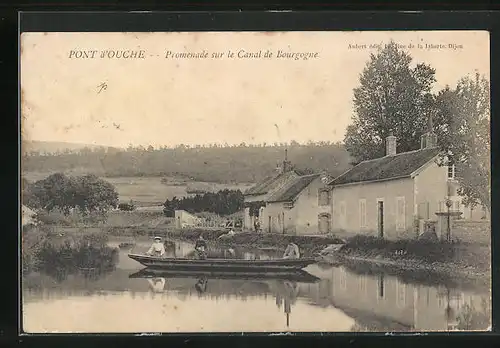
(244, 174, 280, 195)
(328, 147, 441, 186)
(244, 170, 300, 196)
(267, 174, 321, 203)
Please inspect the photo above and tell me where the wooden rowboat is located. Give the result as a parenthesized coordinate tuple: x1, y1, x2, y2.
(127, 253, 317, 271)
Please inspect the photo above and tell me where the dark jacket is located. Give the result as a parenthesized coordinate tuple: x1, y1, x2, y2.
(195, 239, 207, 249)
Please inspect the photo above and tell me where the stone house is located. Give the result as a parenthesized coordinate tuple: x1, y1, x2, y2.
(327, 129, 458, 240)
(243, 151, 332, 235)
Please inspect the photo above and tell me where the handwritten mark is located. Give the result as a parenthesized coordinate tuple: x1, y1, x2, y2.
(113, 123, 122, 131)
(97, 82, 108, 94)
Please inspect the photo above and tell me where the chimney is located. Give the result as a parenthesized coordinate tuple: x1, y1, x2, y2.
(385, 133, 397, 156)
(281, 148, 292, 173)
(421, 113, 438, 149)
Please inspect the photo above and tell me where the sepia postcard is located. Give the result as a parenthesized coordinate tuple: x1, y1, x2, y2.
(20, 29, 491, 333)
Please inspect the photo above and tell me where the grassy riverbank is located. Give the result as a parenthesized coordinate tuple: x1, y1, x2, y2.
(166, 229, 491, 285)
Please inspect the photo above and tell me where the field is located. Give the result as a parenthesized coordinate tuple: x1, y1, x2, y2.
(22, 172, 254, 207)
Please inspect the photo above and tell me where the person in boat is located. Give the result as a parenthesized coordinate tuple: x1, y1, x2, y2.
(145, 236, 166, 258)
(218, 228, 236, 240)
(283, 242, 300, 259)
(254, 220, 260, 233)
(194, 235, 208, 260)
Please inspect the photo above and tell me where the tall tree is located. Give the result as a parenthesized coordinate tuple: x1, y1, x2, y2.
(435, 73, 490, 212)
(344, 41, 437, 163)
(74, 174, 119, 215)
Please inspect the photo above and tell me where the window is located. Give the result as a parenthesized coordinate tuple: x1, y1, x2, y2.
(417, 202, 430, 220)
(318, 190, 330, 206)
(359, 199, 367, 229)
(339, 201, 346, 229)
(448, 164, 456, 179)
(396, 197, 406, 230)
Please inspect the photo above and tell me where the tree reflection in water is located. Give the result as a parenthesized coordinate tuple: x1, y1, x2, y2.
(31, 236, 119, 282)
(455, 296, 491, 330)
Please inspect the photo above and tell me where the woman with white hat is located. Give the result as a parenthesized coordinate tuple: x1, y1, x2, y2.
(145, 236, 166, 258)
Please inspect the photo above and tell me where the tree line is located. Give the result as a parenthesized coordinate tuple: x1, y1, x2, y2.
(22, 142, 352, 184)
(163, 189, 244, 217)
(344, 41, 490, 211)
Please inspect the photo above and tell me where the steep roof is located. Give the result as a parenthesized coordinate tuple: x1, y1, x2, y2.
(244, 170, 300, 196)
(267, 174, 321, 203)
(328, 147, 441, 186)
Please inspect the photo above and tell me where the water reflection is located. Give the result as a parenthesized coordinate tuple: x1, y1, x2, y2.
(307, 263, 490, 331)
(129, 269, 310, 329)
(22, 238, 491, 332)
(195, 277, 208, 295)
(147, 278, 166, 293)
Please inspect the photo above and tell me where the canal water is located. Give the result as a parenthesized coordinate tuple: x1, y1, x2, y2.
(21, 238, 490, 333)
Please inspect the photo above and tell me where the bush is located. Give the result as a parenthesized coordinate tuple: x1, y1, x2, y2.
(164, 189, 244, 216)
(342, 235, 458, 262)
(118, 202, 136, 211)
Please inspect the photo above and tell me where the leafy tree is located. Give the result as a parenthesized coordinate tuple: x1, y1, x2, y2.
(74, 174, 119, 215)
(23, 173, 77, 213)
(344, 41, 437, 163)
(435, 73, 491, 212)
(23, 173, 118, 215)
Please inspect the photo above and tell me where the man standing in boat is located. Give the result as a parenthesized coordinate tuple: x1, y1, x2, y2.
(194, 235, 208, 260)
(145, 236, 166, 258)
(283, 242, 300, 259)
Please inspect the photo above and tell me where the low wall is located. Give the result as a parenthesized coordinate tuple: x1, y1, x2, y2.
(452, 220, 491, 245)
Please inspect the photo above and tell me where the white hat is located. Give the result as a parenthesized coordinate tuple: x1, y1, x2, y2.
(154, 236, 162, 241)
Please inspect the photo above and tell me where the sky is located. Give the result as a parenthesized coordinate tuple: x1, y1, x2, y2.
(20, 31, 490, 149)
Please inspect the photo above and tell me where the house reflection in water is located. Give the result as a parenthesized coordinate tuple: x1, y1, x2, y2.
(298, 265, 489, 331)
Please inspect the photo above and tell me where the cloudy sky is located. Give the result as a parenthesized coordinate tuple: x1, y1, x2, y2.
(20, 31, 489, 148)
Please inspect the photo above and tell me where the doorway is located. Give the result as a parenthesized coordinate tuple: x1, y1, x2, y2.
(377, 201, 384, 238)
(268, 216, 272, 233)
(318, 213, 331, 235)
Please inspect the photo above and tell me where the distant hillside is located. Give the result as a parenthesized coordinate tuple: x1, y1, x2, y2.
(22, 141, 122, 155)
(21, 142, 352, 184)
